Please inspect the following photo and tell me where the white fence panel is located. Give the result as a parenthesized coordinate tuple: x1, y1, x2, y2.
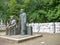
(55, 22, 60, 33)
(29, 22, 60, 33)
(0, 25, 6, 30)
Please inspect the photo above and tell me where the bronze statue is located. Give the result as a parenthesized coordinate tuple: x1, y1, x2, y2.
(6, 16, 16, 35)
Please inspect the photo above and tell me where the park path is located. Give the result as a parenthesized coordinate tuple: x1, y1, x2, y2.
(0, 33, 60, 45)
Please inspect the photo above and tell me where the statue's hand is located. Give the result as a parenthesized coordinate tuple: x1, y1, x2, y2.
(9, 26, 12, 28)
(6, 25, 10, 29)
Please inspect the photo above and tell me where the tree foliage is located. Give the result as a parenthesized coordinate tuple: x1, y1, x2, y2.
(0, 0, 60, 23)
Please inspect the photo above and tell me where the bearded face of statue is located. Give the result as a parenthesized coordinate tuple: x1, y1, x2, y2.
(10, 16, 14, 20)
(20, 9, 24, 14)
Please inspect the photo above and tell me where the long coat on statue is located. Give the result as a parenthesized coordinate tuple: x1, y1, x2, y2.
(20, 12, 27, 35)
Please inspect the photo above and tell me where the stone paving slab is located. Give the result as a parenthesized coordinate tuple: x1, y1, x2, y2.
(0, 33, 60, 45)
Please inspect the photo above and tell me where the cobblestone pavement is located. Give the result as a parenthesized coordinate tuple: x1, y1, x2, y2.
(0, 33, 60, 45)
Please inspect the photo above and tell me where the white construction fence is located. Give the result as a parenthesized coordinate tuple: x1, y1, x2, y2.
(0, 22, 60, 33)
(29, 22, 60, 33)
(0, 25, 6, 30)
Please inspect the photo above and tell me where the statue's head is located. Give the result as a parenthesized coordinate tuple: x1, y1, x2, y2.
(20, 9, 24, 13)
(10, 16, 14, 20)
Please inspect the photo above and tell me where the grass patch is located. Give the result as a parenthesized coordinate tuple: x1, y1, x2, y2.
(0, 30, 6, 32)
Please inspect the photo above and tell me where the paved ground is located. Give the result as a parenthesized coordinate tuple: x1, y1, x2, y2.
(0, 33, 60, 45)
